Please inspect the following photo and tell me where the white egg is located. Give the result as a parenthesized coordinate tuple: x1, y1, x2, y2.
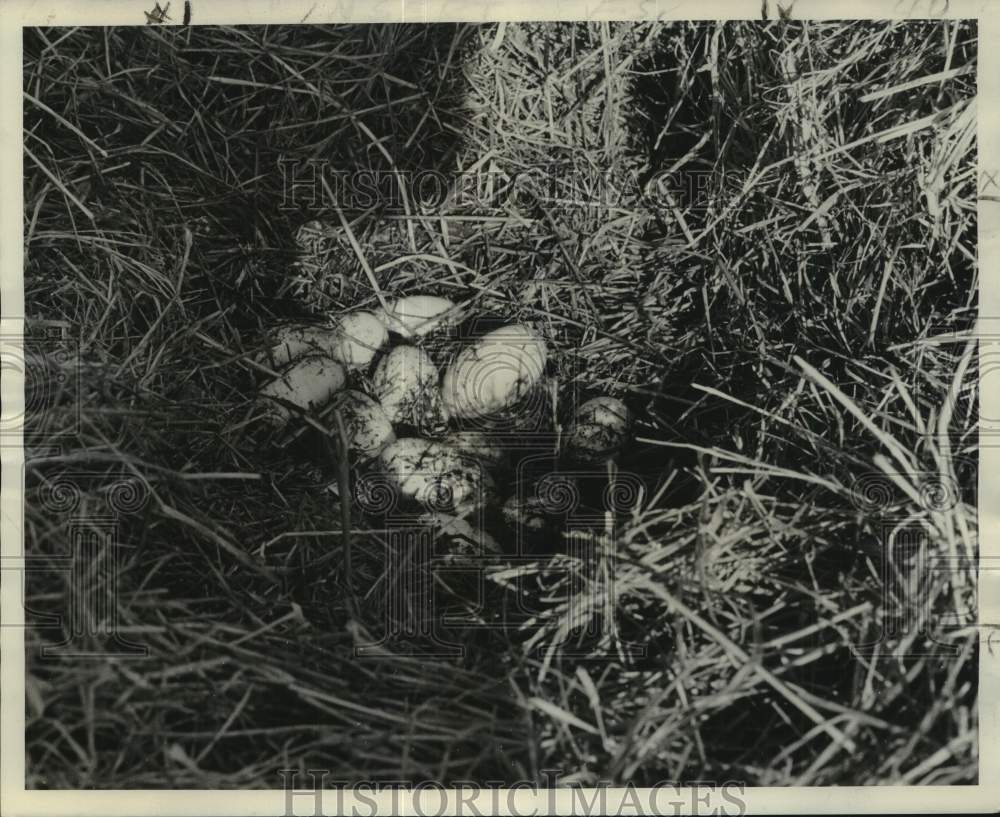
(440, 324, 547, 420)
(379, 438, 495, 514)
(268, 311, 387, 369)
(331, 311, 389, 369)
(371, 345, 445, 427)
(563, 396, 632, 463)
(333, 390, 395, 461)
(380, 295, 458, 338)
(258, 356, 346, 425)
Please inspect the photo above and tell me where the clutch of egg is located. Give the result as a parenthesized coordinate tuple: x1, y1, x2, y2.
(254, 294, 632, 550)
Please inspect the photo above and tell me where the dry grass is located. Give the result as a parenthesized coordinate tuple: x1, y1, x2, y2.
(22, 20, 977, 787)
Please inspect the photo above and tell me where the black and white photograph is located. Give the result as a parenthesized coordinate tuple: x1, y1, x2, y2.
(1, 0, 993, 812)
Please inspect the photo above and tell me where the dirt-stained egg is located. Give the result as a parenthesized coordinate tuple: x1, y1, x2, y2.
(380, 295, 459, 338)
(268, 311, 387, 370)
(379, 438, 495, 515)
(264, 322, 310, 367)
(258, 355, 346, 426)
(418, 511, 503, 560)
(440, 324, 547, 421)
(333, 390, 396, 461)
(371, 345, 446, 428)
(563, 396, 632, 463)
(442, 430, 508, 469)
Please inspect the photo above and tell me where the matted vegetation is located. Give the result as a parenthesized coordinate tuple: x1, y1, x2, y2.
(22, 19, 977, 787)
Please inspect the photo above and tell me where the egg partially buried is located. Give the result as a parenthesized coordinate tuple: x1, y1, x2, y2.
(418, 511, 503, 560)
(258, 356, 346, 426)
(371, 345, 446, 429)
(379, 438, 495, 515)
(501, 495, 552, 532)
(267, 311, 387, 370)
(332, 390, 395, 461)
(442, 430, 507, 469)
(380, 295, 458, 338)
(440, 324, 547, 421)
(563, 396, 632, 463)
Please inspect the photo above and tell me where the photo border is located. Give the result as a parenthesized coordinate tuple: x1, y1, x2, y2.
(1, 0, 996, 814)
